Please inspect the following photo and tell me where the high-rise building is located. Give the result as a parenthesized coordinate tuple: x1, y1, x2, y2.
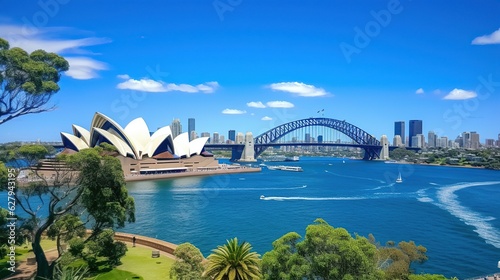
(485, 139, 495, 147)
(394, 121, 405, 145)
(171, 118, 182, 138)
(212, 132, 220, 144)
(201, 132, 210, 143)
(305, 133, 311, 143)
(190, 130, 197, 141)
(437, 136, 448, 148)
(470, 132, 480, 149)
(318, 135, 323, 143)
(188, 118, 195, 141)
(408, 120, 423, 148)
(428, 131, 437, 148)
(219, 135, 225, 144)
(412, 134, 424, 148)
(228, 130, 236, 142)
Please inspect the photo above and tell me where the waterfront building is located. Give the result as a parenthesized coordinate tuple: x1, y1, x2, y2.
(60, 112, 216, 177)
(228, 130, 236, 142)
(188, 118, 195, 141)
(485, 139, 495, 147)
(409, 120, 423, 148)
(171, 118, 182, 138)
(394, 121, 405, 145)
(412, 134, 424, 148)
(437, 136, 448, 148)
(462, 131, 480, 149)
(428, 131, 437, 148)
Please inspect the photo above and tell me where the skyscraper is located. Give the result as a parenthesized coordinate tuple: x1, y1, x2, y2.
(408, 120, 422, 148)
(212, 132, 220, 144)
(171, 118, 182, 138)
(428, 131, 437, 148)
(188, 118, 195, 141)
(394, 121, 405, 145)
(228, 130, 236, 142)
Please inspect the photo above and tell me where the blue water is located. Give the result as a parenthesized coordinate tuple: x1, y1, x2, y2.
(2, 158, 499, 278)
(123, 158, 500, 279)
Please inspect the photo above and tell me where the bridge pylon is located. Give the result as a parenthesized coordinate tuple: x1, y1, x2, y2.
(239, 132, 256, 162)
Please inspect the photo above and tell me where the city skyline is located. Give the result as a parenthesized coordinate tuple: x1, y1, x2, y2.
(1, 1, 500, 143)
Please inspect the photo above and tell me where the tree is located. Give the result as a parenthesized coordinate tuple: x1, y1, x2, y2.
(0, 161, 7, 188)
(170, 243, 206, 280)
(11, 145, 135, 279)
(204, 238, 261, 280)
(46, 214, 86, 257)
(0, 38, 69, 125)
(262, 219, 382, 280)
(85, 229, 127, 268)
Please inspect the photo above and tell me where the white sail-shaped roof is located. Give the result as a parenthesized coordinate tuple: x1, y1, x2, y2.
(189, 137, 209, 156)
(61, 112, 209, 160)
(72, 125, 91, 146)
(173, 132, 190, 157)
(92, 127, 136, 158)
(124, 117, 151, 155)
(60, 132, 89, 151)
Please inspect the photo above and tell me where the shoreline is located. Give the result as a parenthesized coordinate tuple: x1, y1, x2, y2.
(124, 166, 261, 182)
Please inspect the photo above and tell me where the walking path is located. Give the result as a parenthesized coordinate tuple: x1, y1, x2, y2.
(4, 233, 177, 280)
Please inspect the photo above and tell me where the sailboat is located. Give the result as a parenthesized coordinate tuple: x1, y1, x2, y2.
(396, 172, 403, 183)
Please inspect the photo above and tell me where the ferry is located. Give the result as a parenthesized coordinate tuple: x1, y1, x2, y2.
(267, 165, 303, 172)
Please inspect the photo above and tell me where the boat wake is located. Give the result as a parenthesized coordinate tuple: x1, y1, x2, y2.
(420, 181, 500, 249)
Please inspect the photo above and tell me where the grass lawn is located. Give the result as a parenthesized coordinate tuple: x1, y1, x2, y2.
(0, 238, 57, 278)
(107, 244, 174, 280)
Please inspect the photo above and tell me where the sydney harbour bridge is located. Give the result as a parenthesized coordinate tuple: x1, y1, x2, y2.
(205, 117, 417, 161)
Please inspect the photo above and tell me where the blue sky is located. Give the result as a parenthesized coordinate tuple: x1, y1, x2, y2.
(1, 0, 499, 143)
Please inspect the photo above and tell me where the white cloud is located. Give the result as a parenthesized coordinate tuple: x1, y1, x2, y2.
(416, 88, 424, 94)
(261, 116, 273, 121)
(472, 28, 500, 45)
(222, 109, 246, 114)
(247, 101, 266, 108)
(65, 57, 108, 80)
(0, 24, 110, 79)
(117, 74, 130, 80)
(443, 89, 477, 100)
(117, 77, 220, 93)
(266, 101, 295, 108)
(269, 82, 329, 97)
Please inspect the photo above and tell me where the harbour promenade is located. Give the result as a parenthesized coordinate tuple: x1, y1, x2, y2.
(124, 165, 261, 182)
(4, 232, 178, 280)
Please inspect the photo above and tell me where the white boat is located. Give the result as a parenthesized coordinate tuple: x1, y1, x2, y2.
(260, 195, 265, 199)
(396, 172, 403, 183)
(267, 165, 303, 172)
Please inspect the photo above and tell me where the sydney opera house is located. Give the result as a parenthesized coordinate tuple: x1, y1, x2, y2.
(60, 112, 219, 177)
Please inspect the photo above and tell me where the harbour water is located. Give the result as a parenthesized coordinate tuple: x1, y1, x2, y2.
(124, 157, 500, 279)
(2, 157, 499, 278)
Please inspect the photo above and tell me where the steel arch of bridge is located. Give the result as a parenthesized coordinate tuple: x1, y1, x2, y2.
(254, 118, 381, 159)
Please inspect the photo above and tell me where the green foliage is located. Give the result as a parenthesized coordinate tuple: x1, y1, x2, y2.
(390, 148, 417, 161)
(408, 274, 450, 280)
(17, 144, 49, 165)
(0, 161, 7, 190)
(68, 238, 85, 257)
(204, 237, 261, 280)
(52, 263, 92, 280)
(263, 218, 381, 280)
(68, 148, 135, 232)
(0, 38, 69, 125)
(86, 229, 127, 268)
(170, 243, 206, 280)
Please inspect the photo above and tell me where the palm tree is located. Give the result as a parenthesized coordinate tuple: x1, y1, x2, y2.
(203, 237, 261, 280)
